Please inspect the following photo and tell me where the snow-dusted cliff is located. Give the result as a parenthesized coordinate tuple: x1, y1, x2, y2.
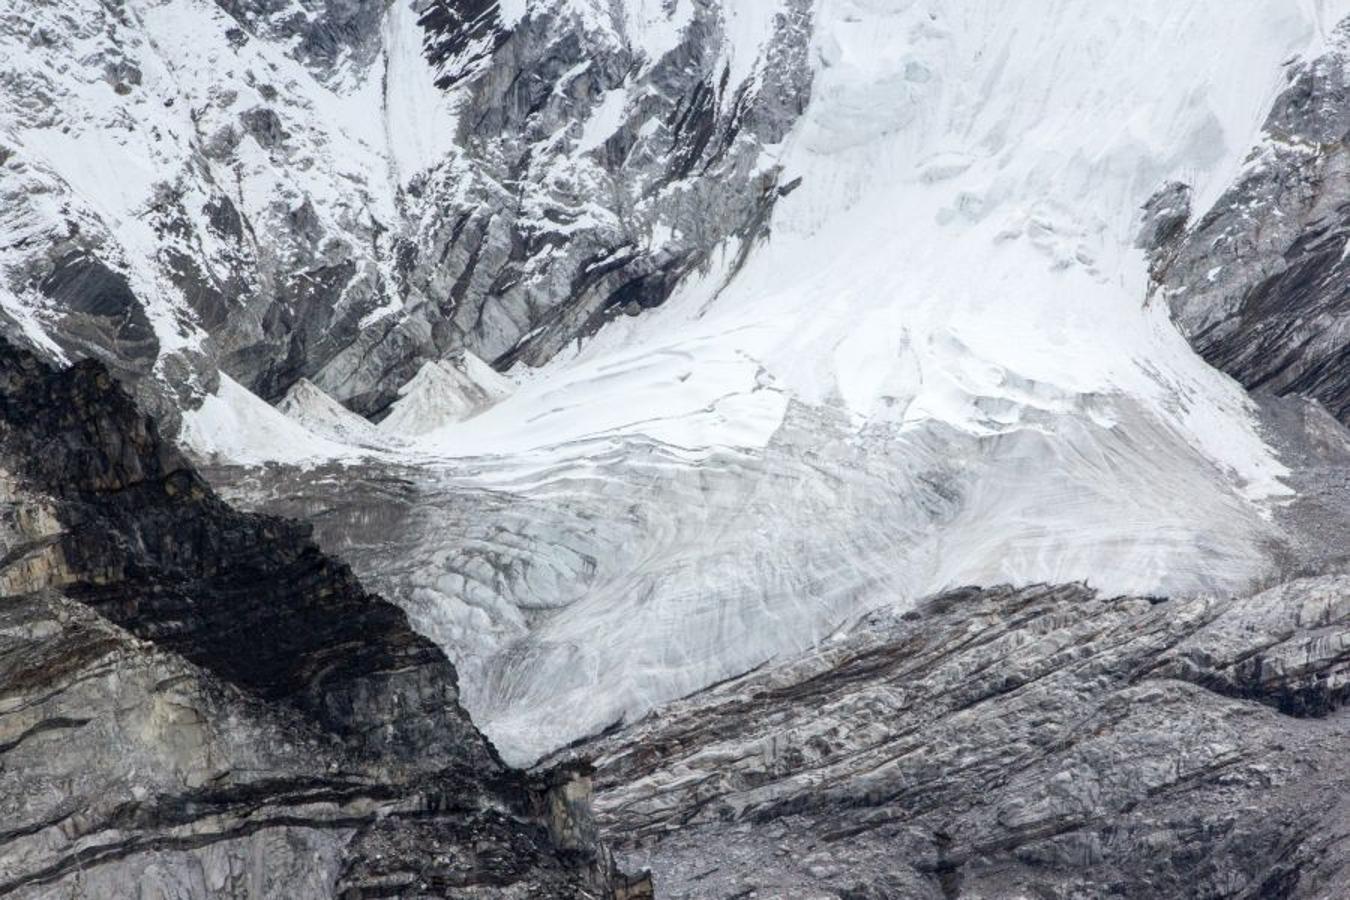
(0, 0, 811, 426)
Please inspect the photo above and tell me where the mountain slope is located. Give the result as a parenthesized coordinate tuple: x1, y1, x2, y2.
(0, 335, 647, 898)
(1157, 19, 1350, 424)
(5, 0, 1350, 813)
(0, 0, 814, 425)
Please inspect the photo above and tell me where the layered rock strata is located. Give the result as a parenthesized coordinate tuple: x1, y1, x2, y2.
(554, 582, 1350, 899)
(1157, 22, 1350, 423)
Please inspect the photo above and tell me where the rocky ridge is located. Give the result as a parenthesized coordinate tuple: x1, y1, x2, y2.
(0, 333, 649, 898)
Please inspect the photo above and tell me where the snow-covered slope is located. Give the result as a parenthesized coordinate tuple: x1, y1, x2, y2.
(196, 0, 1350, 765)
(180, 373, 356, 466)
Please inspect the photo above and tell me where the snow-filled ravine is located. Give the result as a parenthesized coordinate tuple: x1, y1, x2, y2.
(182, 0, 1346, 764)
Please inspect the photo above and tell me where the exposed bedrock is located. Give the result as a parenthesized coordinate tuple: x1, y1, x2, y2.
(317, 0, 817, 416)
(552, 581, 1350, 899)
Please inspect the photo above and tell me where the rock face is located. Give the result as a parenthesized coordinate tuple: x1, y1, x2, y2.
(1157, 22, 1350, 424)
(0, 335, 648, 898)
(357, 0, 814, 385)
(0, 0, 815, 425)
(552, 581, 1350, 899)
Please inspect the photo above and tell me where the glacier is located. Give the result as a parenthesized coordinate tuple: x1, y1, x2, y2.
(77, 0, 1350, 764)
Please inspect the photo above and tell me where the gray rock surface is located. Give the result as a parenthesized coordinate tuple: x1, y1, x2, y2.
(549, 581, 1350, 899)
(1258, 392, 1350, 579)
(0, 336, 649, 898)
(342, 0, 815, 410)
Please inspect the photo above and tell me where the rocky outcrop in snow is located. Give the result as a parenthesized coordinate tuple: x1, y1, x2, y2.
(374, 0, 814, 372)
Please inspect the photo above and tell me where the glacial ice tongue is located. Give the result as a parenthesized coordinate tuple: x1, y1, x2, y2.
(191, 0, 1349, 764)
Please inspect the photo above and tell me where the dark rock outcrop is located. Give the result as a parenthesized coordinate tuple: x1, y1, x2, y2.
(36, 251, 159, 371)
(0, 335, 646, 898)
(1137, 180, 1191, 277)
(213, 0, 391, 73)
